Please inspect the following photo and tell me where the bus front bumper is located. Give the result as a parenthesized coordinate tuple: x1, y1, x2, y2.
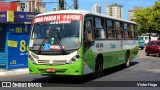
(28, 59, 83, 76)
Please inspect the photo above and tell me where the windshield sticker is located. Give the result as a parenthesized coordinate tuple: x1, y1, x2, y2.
(50, 45, 61, 50)
(51, 38, 54, 44)
(50, 45, 65, 50)
(33, 14, 82, 23)
(44, 44, 50, 50)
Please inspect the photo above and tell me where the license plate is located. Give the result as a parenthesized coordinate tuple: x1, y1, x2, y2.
(46, 68, 56, 72)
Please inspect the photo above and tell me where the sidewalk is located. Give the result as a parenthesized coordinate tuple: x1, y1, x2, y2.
(0, 68, 29, 76)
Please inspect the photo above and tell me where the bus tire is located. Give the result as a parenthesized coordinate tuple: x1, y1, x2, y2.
(125, 52, 130, 68)
(93, 56, 103, 78)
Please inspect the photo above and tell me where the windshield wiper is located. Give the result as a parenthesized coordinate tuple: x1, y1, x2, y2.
(55, 35, 66, 55)
(38, 29, 51, 54)
(38, 37, 48, 54)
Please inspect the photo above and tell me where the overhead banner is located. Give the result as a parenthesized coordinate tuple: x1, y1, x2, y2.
(14, 12, 39, 22)
(0, 11, 39, 23)
(7, 24, 31, 69)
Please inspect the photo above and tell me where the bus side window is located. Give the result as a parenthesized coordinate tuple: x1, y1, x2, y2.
(123, 23, 129, 39)
(130, 24, 135, 39)
(84, 20, 93, 41)
(128, 24, 132, 39)
(115, 21, 123, 39)
(106, 19, 114, 39)
(94, 17, 106, 39)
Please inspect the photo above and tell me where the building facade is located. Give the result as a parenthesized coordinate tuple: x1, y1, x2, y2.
(128, 7, 143, 20)
(26, 0, 46, 13)
(16, 1, 27, 12)
(92, 4, 101, 13)
(20, 2, 27, 11)
(0, 0, 45, 13)
(105, 3, 123, 19)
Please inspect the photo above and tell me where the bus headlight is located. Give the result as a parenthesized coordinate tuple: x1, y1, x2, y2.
(31, 53, 39, 59)
(29, 55, 36, 64)
(68, 54, 80, 64)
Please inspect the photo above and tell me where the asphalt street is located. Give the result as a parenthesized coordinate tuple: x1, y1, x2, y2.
(0, 49, 160, 90)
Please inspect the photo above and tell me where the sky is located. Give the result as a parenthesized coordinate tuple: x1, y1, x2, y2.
(6, 0, 159, 20)
(44, 0, 158, 20)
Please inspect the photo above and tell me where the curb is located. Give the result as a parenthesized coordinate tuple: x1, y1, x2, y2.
(0, 68, 29, 76)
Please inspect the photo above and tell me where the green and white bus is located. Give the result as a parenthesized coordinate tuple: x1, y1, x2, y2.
(28, 10, 139, 77)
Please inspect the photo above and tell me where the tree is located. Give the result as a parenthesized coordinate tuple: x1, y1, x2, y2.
(133, 2, 160, 35)
(152, 2, 160, 33)
(133, 8, 153, 34)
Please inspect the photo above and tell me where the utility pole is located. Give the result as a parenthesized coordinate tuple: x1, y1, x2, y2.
(59, 0, 65, 10)
(73, 0, 78, 9)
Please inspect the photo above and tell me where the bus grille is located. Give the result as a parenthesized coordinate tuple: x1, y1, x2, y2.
(37, 60, 67, 65)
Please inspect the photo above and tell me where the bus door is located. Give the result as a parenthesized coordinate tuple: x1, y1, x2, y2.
(83, 18, 95, 73)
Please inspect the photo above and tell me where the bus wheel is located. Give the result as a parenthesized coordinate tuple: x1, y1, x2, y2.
(125, 52, 130, 67)
(93, 56, 103, 78)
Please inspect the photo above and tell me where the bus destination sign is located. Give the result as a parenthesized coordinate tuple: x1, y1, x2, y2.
(33, 14, 82, 23)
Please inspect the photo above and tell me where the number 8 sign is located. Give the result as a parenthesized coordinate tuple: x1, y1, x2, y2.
(20, 40, 27, 52)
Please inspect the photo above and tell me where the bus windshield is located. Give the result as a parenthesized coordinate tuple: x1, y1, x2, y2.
(29, 20, 81, 54)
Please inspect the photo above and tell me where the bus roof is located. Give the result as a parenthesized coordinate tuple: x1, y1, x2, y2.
(35, 10, 136, 24)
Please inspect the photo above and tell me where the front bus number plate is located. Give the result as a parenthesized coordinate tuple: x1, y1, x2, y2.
(47, 68, 56, 72)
